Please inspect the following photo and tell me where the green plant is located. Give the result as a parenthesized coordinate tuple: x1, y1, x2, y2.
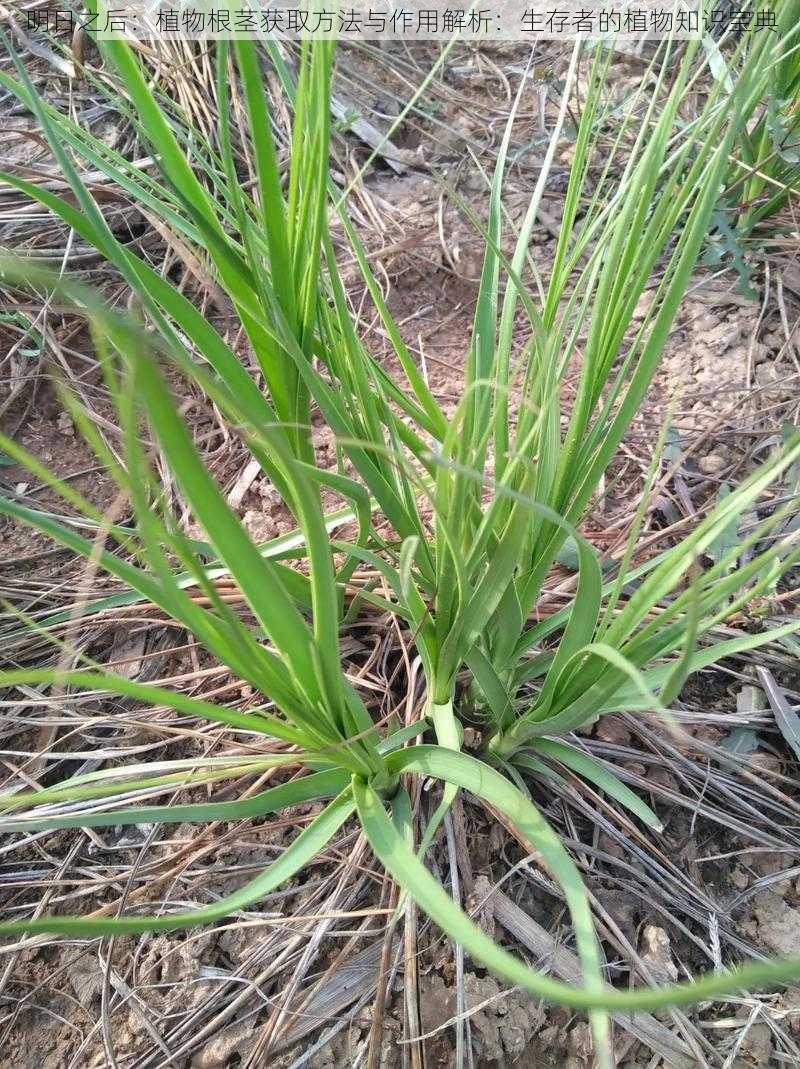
(704, 2, 800, 291)
(2, 6, 800, 1052)
(732, 0, 799, 230)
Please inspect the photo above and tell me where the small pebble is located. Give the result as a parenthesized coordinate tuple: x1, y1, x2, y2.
(698, 453, 727, 475)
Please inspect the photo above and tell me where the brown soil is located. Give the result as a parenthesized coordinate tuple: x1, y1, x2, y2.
(2, 30, 800, 1069)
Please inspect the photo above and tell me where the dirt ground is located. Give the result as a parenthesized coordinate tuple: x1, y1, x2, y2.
(1, 26, 800, 1069)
